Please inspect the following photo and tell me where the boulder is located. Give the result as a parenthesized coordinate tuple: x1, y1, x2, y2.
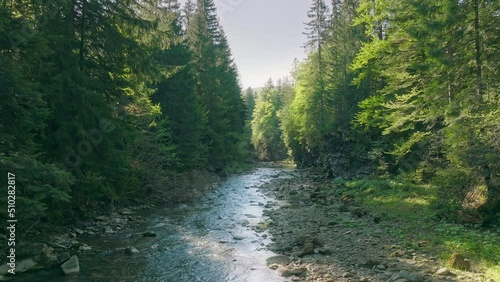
(57, 252, 71, 264)
(266, 255, 291, 266)
(290, 267, 308, 275)
(435, 268, 451, 276)
(16, 259, 37, 273)
(103, 226, 115, 234)
(78, 245, 92, 252)
(318, 248, 333, 255)
(143, 231, 157, 237)
(16, 243, 59, 269)
(311, 237, 324, 247)
(125, 246, 140, 255)
(277, 265, 293, 277)
(232, 234, 245, 241)
(61, 256, 80, 275)
(298, 242, 315, 257)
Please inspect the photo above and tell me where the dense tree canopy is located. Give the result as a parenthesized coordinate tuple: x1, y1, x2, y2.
(249, 0, 499, 225)
(0, 0, 247, 227)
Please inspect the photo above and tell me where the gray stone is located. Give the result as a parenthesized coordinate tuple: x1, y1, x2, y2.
(143, 231, 157, 237)
(435, 268, 450, 276)
(318, 248, 333, 255)
(125, 246, 140, 255)
(277, 265, 293, 277)
(152, 223, 169, 229)
(78, 245, 92, 252)
(103, 226, 115, 234)
(342, 272, 355, 278)
(72, 227, 84, 235)
(298, 243, 315, 257)
(61, 256, 80, 275)
(96, 215, 109, 221)
(266, 255, 291, 266)
(290, 267, 308, 275)
(232, 234, 245, 240)
(312, 237, 324, 247)
(119, 208, 134, 215)
(57, 252, 71, 264)
(16, 259, 37, 273)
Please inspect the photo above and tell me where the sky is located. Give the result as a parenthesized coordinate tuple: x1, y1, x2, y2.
(184, 0, 312, 89)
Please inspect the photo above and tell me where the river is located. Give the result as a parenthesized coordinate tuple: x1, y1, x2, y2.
(18, 167, 293, 282)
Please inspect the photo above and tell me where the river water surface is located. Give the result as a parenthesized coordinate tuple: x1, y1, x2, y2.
(21, 167, 292, 282)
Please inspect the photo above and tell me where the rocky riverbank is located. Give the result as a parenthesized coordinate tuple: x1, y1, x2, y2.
(259, 169, 493, 282)
(0, 171, 221, 280)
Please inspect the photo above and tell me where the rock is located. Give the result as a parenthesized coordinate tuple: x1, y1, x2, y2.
(298, 242, 315, 257)
(364, 259, 383, 267)
(312, 237, 324, 247)
(327, 221, 338, 226)
(143, 231, 157, 237)
(16, 243, 59, 269)
(360, 277, 370, 282)
(290, 267, 308, 275)
(391, 251, 404, 257)
(57, 252, 71, 264)
(447, 253, 471, 270)
(266, 255, 291, 266)
(277, 265, 293, 277)
(318, 248, 333, 255)
(295, 236, 308, 246)
(342, 272, 355, 278)
(125, 246, 140, 255)
(119, 208, 134, 215)
(103, 226, 115, 234)
(0, 264, 8, 276)
(72, 227, 84, 235)
(268, 264, 279, 270)
(16, 259, 37, 273)
(78, 245, 92, 252)
(435, 268, 451, 276)
(377, 264, 386, 270)
(232, 234, 245, 240)
(96, 215, 109, 221)
(61, 256, 80, 275)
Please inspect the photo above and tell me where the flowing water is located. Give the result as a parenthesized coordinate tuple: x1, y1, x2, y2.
(19, 167, 292, 282)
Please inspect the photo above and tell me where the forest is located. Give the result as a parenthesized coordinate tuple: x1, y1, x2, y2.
(0, 0, 248, 231)
(0, 0, 499, 240)
(249, 0, 499, 226)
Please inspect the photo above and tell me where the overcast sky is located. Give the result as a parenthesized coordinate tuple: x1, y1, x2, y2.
(182, 0, 312, 89)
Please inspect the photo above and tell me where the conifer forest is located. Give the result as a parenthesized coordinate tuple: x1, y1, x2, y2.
(0, 0, 499, 281)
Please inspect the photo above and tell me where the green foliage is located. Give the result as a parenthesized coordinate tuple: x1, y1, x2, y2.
(251, 80, 288, 161)
(251, 0, 499, 225)
(0, 0, 248, 227)
(330, 178, 500, 272)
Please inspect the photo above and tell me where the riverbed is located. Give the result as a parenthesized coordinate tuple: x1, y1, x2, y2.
(17, 167, 293, 282)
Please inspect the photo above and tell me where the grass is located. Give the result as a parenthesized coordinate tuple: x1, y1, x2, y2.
(329, 178, 500, 279)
